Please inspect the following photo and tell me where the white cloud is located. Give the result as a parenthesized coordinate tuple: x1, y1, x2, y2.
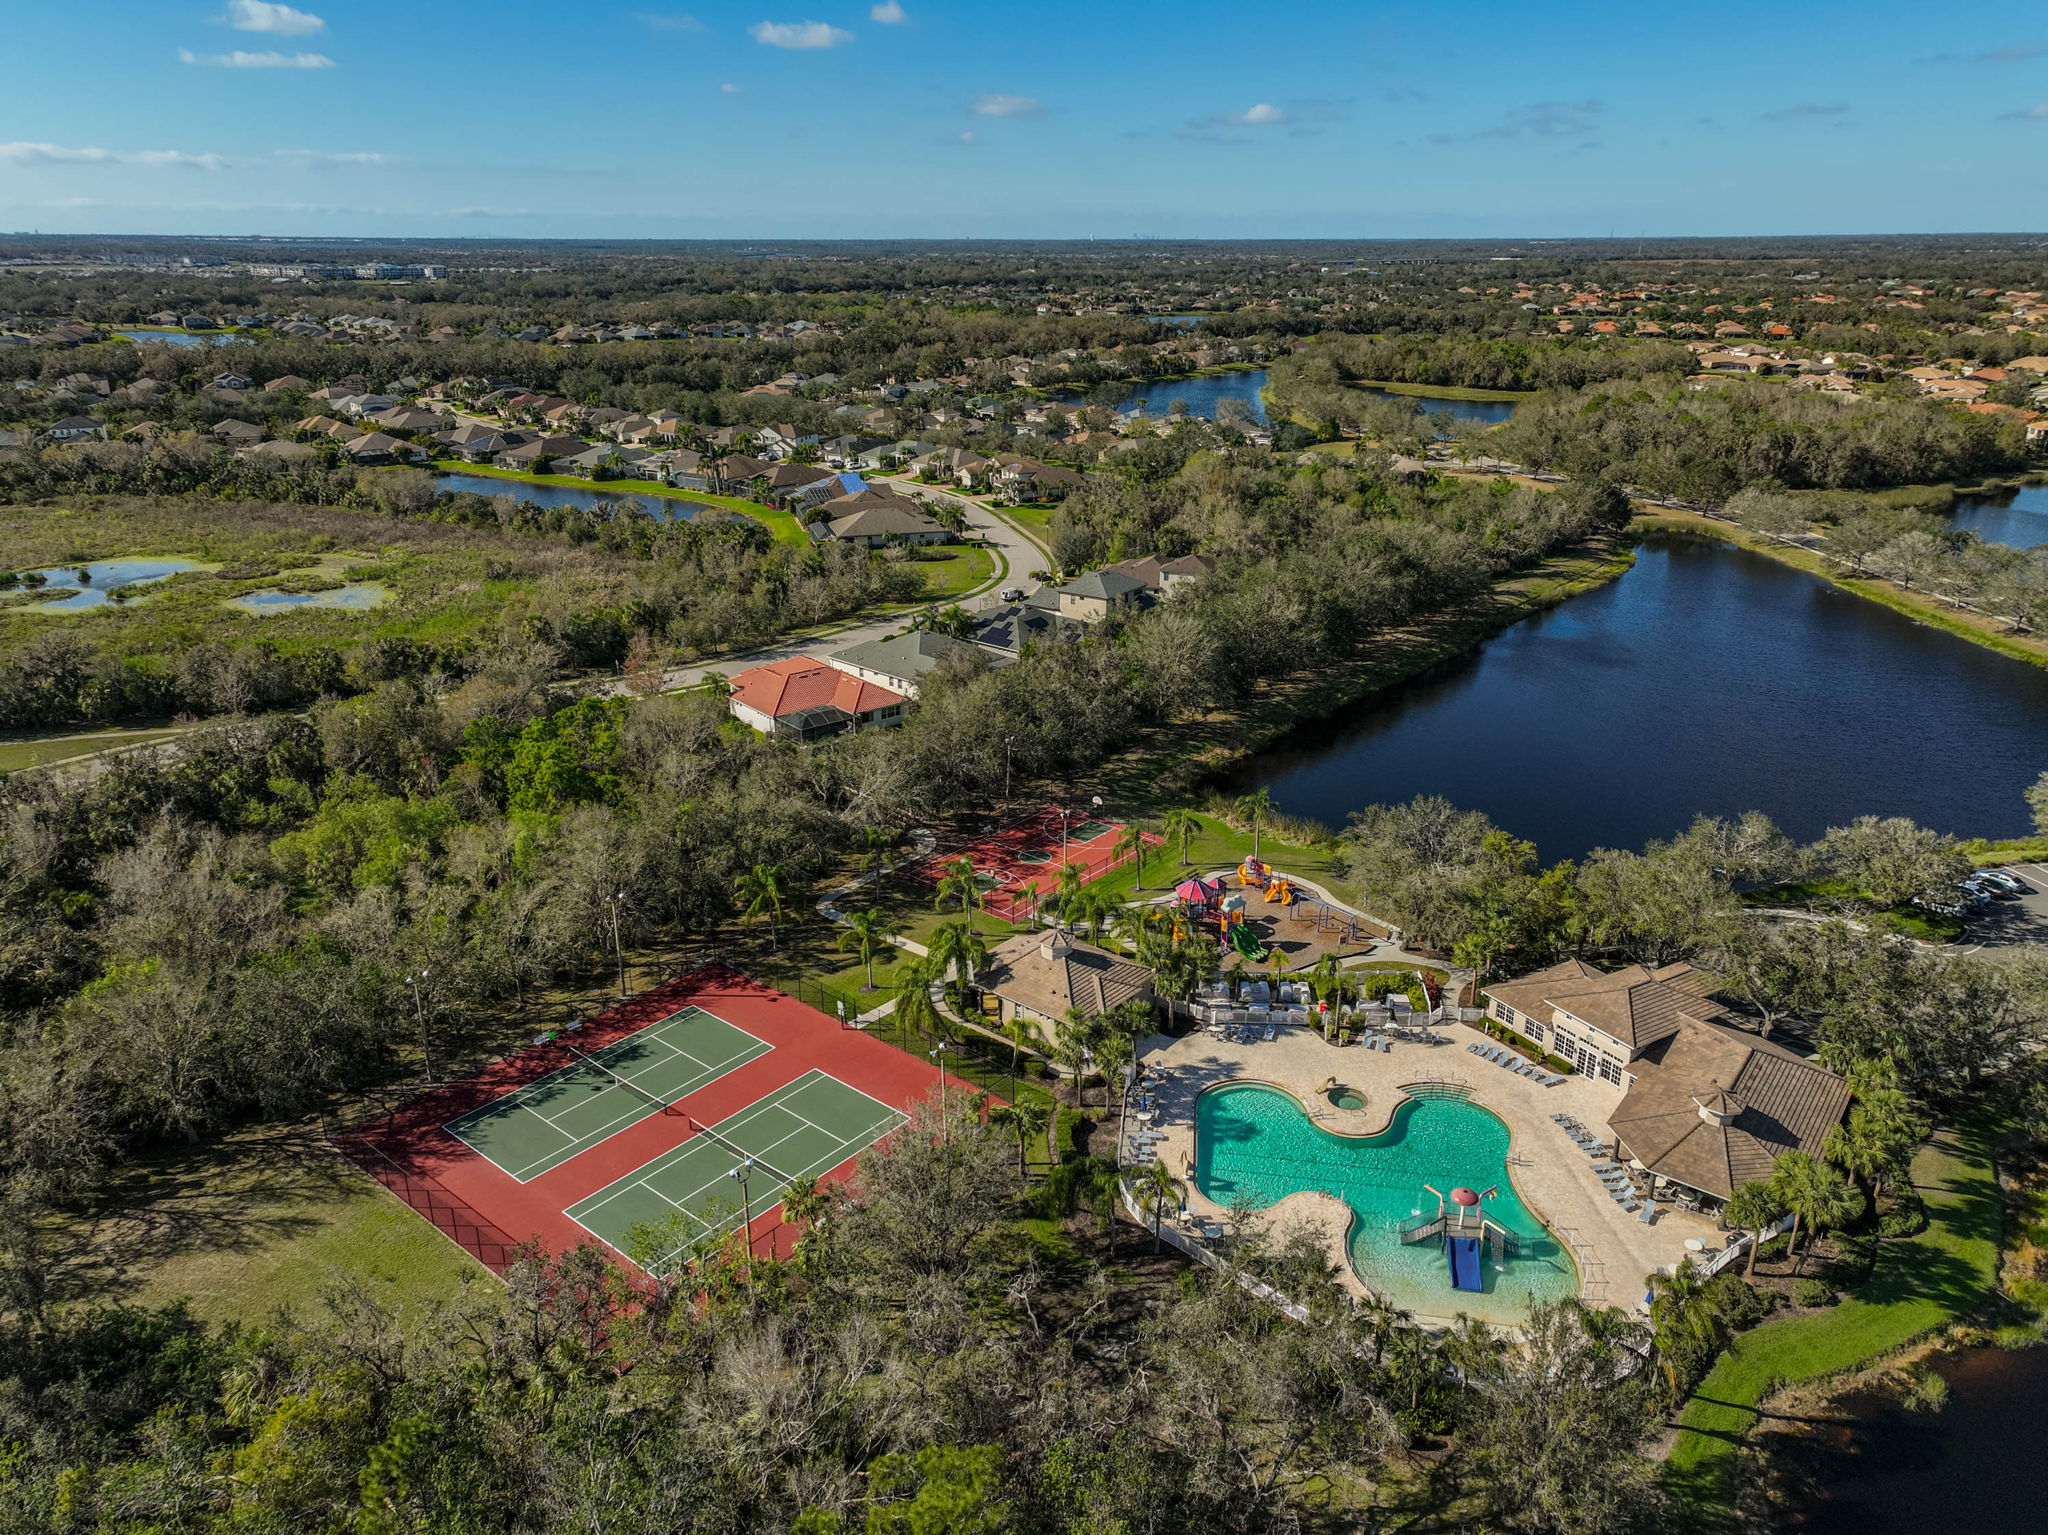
(871, 1, 906, 20)
(749, 19, 852, 48)
(2001, 102, 2048, 119)
(973, 93, 1043, 117)
(634, 11, 706, 30)
(179, 47, 334, 67)
(1237, 103, 1286, 124)
(0, 141, 225, 169)
(274, 148, 386, 164)
(959, 131, 975, 143)
(721, 81, 744, 92)
(224, 1, 324, 34)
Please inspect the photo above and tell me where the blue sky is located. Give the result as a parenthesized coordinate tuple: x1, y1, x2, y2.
(2, 0, 2046, 239)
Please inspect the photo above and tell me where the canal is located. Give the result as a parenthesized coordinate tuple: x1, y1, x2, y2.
(1230, 534, 2048, 861)
(1948, 480, 2048, 549)
(435, 472, 697, 519)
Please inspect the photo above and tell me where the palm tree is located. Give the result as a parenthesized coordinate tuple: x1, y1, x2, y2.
(1113, 821, 1150, 891)
(1053, 859, 1088, 921)
(1306, 952, 1346, 1040)
(736, 863, 789, 948)
(1647, 1258, 1726, 1396)
(1161, 807, 1203, 867)
(835, 909, 902, 991)
(781, 1175, 834, 1237)
(895, 957, 946, 1040)
(1769, 1151, 1864, 1276)
(926, 919, 991, 1005)
(1067, 886, 1121, 946)
(993, 1095, 1051, 1178)
(1052, 1012, 1099, 1106)
(933, 854, 982, 913)
(856, 825, 897, 879)
(1002, 1014, 1039, 1094)
(1137, 1159, 1182, 1252)
(1723, 1180, 1787, 1279)
(1233, 787, 1273, 858)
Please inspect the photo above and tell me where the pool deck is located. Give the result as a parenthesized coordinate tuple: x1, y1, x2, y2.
(1133, 1019, 1723, 1328)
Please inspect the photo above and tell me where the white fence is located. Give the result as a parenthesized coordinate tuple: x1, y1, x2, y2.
(1117, 1182, 1311, 1323)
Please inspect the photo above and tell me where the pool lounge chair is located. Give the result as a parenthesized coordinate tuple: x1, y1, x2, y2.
(1262, 1022, 1276, 1042)
(1380, 1037, 1393, 1053)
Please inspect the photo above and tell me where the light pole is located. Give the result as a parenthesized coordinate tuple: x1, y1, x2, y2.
(604, 889, 628, 998)
(404, 969, 435, 1083)
(1002, 735, 1015, 807)
(729, 1158, 756, 1259)
(929, 1045, 948, 1138)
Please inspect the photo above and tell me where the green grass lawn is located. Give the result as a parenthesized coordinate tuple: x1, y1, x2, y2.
(425, 461, 808, 544)
(50, 1122, 487, 1329)
(0, 724, 192, 773)
(1740, 877, 1963, 943)
(1663, 1114, 2005, 1524)
(913, 543, 999, 598)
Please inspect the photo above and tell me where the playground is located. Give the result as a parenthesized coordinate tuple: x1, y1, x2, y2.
(335, 967, 967, 1276)
(903, 804, 1157, 921)
(1168, 857, 1382, 971)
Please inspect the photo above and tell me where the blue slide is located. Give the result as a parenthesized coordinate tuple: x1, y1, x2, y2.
(1448, 1236, 1483, 1292)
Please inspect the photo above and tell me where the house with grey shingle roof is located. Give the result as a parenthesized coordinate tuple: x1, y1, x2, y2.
(827, 630, 1000, 698)
(974, 930, 1154, 1035)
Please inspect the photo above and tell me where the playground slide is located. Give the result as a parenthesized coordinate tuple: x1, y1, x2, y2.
(1228, 921, 1269, 962)
(1447, 1236, 1483, 1292)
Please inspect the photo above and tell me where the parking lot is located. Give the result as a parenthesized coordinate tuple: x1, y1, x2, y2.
(1956, 863, 2048, 953)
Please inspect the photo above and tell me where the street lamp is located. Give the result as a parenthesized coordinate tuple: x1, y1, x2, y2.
(728, 1159, 757, 1260)
(929, 1044, 948, 1137)
(603, 889, 628, 999)
(403, 969, 435, 1083)
(1002, 735, 1015, 806)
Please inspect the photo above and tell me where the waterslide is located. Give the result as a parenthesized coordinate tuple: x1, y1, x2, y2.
(1447, 1235, 1483, 1292)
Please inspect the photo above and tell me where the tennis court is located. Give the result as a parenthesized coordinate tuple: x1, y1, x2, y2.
(565, 1070, 907, 1268)
(444, 1005, 770, 1182)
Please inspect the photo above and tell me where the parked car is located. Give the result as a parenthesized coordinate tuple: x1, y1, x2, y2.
(1978, 869, 2030, 896)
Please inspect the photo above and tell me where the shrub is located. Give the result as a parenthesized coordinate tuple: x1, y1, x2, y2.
(1879, 1196, 1929, 1240)
(1792, 1278, 1838, 1308)
(1054, 1107, 1083, 1164)
(1705, 1272, 1777, 1329)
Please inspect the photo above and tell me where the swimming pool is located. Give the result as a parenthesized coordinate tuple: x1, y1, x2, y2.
(1194, 1082, 1578, 1322)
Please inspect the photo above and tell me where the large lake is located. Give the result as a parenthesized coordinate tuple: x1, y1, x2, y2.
(1230, 534, 2048, 861)
(435, 473, 696, 520)
(1353, 385, 1520, 428)
(1061, 369, 1270, 423)
(114, 329, 252, 348)
(1949, 481, 2048, 549)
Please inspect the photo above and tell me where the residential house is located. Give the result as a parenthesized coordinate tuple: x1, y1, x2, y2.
(973, 930, 1154, 1034)
(437, 422, 518, 461)
(1103, 552, 1216, 597)
(757, 422, 821, 457)
(760, 461, 844, 511)
(826, 630, 994, 699)
(1051, 568, 1146, 623)
(334, 393, 399, 419)
(341, 432, 412, 465)
(263, 375, 313, 393)
(43, 415, 107, 442)
(713, 453, 777, 490)
(211, 371, 255, 392)
(492, 434, 586, 471)
(554, 443, 651, 479)
(810, 489, 950, 546)
(238, 439, 318, 466)
(988, 454, 1088, 503)
(725, 657, 907, 742)
(637, 448, 715, 490)
(969, 596, 1084, 655)
(209, 418, 266, 446)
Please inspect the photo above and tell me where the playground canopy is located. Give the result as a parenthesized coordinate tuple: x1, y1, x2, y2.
(1173, 876, 1221, 904)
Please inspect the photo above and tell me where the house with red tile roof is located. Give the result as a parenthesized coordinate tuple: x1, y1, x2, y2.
(726, 656, 907, 742)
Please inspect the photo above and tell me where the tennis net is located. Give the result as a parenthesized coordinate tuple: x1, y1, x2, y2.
(565, 1041, 677, 1116)
(683, 1112, 797, 1189)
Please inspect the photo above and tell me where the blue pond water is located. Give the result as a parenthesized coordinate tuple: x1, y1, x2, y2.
(434, 473, 696, 519)
(114, 329, 251, 348)
(1196, 1082, 1576, 1323)
(19, 559, 197, 610)
(1948, 482, 2048, 549)
(1061, 369, 1270, 423)
(1353, 385, 1520, 428)
(230, 583, 389, 613)
(1234, 535, 2048, 862)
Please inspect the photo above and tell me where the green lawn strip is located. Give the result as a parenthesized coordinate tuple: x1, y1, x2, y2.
(1663, 1113, 2005, 1523)
(424, 461, 809, 544)
(1740, 878, 1963, 943)
(1346, 378, 1537, 403)
(0, 726, 191, 774)
(1964, 836, 2048, 868)
(1633, 513, 2048, 671)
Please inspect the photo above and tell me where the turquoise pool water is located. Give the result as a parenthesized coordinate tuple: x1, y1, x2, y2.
(1195, 1082, 1578, 1322)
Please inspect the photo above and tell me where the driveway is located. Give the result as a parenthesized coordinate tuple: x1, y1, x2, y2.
(1956, 863, 2048, 953)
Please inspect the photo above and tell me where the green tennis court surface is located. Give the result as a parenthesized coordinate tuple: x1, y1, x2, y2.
(565, 1070, 907, 1269)
(444, 1006, 770, 1182)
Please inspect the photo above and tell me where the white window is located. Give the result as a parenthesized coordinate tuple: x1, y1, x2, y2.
(1599, 1057, 1623, 1085)
(1492, 1000, 1513, 1024)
